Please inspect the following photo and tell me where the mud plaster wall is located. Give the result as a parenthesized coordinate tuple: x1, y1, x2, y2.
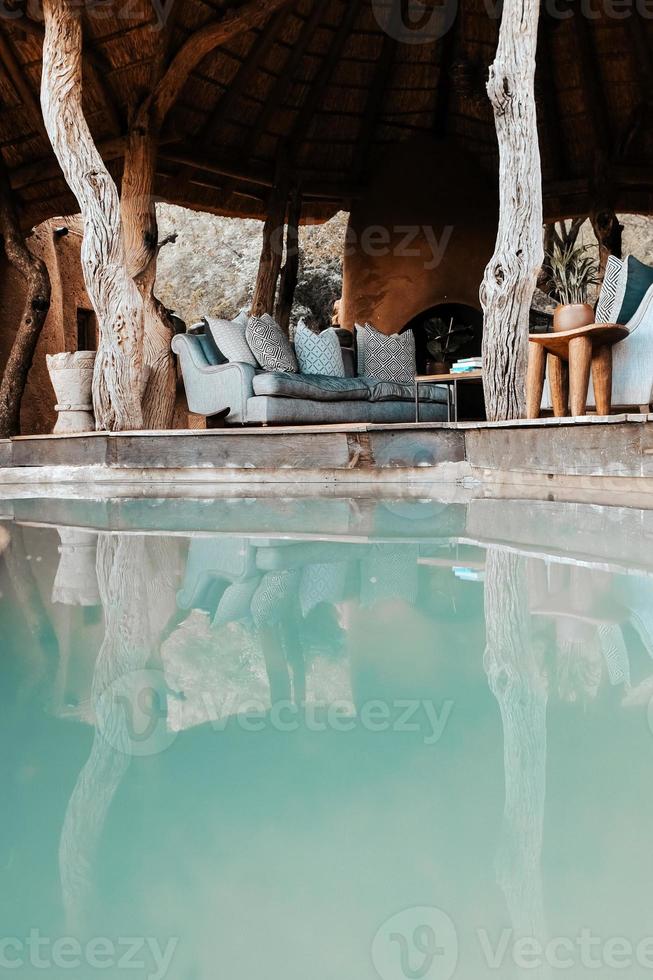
(0, 217, 90, 435)
(341, 137, 499, 334)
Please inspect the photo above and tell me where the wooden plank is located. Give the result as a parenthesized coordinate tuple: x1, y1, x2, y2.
(369, 429, 465, 468)
(0, 441, 13, 467)
(466, 421, 653, 478)
(11, 435, 111, 467)
(111, 431, 352, 469)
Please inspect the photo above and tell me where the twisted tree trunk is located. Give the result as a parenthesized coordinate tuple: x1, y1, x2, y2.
(122, 122, 177, 429)
(40, 0, 145, 431)
(480, 0, 544, 421)
(0, 162, 51, 437)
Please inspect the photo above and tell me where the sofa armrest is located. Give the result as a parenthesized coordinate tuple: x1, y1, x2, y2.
(172, 334, 256, 422)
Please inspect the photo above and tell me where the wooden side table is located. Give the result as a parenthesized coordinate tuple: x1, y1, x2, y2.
(415, 370, 483, 422)
(527, 323, 628, 418)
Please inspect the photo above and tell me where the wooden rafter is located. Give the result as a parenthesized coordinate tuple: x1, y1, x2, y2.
(287, 0, 362, 154)
(570, 10, 611, 159)
(0, 31, 44, 132)
(151, 0, 296, 127)
(535, 13, 567, 180)
(199, 7, 290, 142)
(352, 29, 398, 178)
(238, 0, 330, 160)
(432, 6, 459, 139)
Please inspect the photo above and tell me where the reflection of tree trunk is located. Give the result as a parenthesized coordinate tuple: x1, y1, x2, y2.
(59, 534, 181, 928)
(3, 524, 59, 690)
(484, 548, 548, 959)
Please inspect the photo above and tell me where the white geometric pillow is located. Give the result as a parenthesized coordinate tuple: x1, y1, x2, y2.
(357, 322, 416, 384)
(295, 320, 345, 377)
(246, 314, 298, 373)
(205, 314, 258, 366)
(595, 255, 624, 323)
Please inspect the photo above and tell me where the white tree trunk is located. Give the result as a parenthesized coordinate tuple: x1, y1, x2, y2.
(480, 0, 544, 421)
(40, 0, 145, 431)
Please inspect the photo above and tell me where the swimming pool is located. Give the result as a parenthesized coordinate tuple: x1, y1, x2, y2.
(2, 493, 653, 979)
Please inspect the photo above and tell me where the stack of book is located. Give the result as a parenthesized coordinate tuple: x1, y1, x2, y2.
(451, 357, 482, 374)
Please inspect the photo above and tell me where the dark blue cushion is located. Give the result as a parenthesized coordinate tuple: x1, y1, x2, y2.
(196, 330, 225, 366)
(616, 256, 653, 324)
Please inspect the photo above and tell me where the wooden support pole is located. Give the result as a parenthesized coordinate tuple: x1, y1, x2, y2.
(590, 207, 623, 274)
(0, 160, 51, 438)
(40, 0, 145, 432)
(251, 174, 289, 318)
(480, 0, 544, 421)
(275, 186, 301, 335)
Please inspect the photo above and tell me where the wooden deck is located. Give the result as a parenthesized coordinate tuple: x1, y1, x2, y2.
(1, 414, 653, 493)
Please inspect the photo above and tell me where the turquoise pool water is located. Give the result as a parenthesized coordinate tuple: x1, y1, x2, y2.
(3, 494, 653, 979)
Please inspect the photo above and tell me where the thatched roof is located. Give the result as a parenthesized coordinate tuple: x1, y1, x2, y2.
(1, 0, 652, 229)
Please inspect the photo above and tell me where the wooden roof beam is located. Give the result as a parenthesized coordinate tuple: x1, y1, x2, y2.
(150, 0, 297, 127)
(287, 0, 363, 154)
(199, 7, 290, 142)
(352, 30, 398, 178)
(0, 31, 43, 132)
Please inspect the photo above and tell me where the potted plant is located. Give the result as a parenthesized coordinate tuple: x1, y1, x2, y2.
(423, 316, 475, 374)
(545, 242, 600, 332)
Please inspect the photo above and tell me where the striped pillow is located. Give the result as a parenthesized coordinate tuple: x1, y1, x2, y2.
(595, 255, 623, 323)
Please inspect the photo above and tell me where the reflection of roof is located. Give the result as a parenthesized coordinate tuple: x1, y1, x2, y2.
(2, 1, 653, 228)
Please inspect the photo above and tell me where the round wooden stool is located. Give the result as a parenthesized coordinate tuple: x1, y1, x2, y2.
(527, 323, 629, 418)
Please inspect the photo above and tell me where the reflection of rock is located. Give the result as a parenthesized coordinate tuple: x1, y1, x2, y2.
(52, 528, 100, 606)
(46, 351, 96, 434)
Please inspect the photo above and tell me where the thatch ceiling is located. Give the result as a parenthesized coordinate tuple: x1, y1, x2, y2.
(1, 0, 652, 229)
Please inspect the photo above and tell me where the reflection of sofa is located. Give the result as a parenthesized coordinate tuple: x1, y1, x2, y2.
(172, 331, 449, 425)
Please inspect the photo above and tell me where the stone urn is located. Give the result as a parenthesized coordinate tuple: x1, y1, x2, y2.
(46, 351, 96, 434)
(51, 528, 100, 606)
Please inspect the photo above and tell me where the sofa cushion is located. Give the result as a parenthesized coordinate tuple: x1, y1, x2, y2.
(369, 380, 447, 403)
(595, 255, 623, 323)
(295, 320, 345, 377)
(205, 314, 258, 366)
(195, 331, 225, 366)
(356, 322, 416, 384)
(614, 256, 653, 325)
(247, 313, 298, 372)
(252, 371, 370, 401)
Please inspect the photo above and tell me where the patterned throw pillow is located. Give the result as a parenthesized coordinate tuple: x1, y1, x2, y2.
(595, 255, 624, 323)
(205, 314, 258, 366)
(613, 255, 653, 325)
(357, 322, 416, 384)
(294, 320, 345, 377)
(246, 314, 298, 373)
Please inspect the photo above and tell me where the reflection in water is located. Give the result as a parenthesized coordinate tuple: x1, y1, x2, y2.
(484, 548, 548, 971)
(2, 496, 653, 977)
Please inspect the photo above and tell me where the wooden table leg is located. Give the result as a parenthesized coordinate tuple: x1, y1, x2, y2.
(592, 344, 612, 416)
(568, 334, 592, 416)
(526, 341, 546, 418)
(547, 353, 569, 417)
